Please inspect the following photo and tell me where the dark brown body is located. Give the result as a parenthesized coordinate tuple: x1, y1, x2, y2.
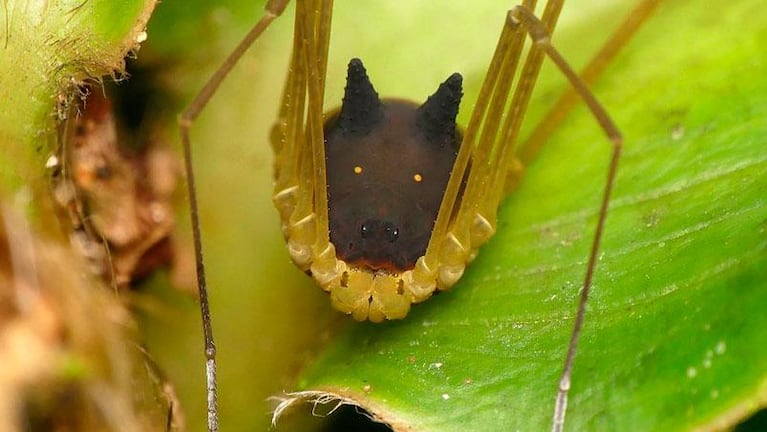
(324, 59, 463, 272)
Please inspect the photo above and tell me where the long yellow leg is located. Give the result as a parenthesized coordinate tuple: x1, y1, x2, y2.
(420, 1, 629, 430)
(415, 0, 567, 291)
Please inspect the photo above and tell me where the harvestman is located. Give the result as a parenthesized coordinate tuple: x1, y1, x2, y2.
(178, 0, 662, 430)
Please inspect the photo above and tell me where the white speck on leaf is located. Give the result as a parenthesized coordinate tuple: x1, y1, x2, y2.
(671, 124, 685, 140)
(715, 340, 726, 354)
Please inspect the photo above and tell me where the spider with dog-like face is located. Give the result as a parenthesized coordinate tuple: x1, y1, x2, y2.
(261, 0, 622, 325)
(177, 0, 655, 431)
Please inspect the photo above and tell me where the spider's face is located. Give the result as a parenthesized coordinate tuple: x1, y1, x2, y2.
(325, 59, 462, 273)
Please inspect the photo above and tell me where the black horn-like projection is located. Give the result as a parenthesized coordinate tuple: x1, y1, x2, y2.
(416, 73, 463, 144)
(337, 58, 384, 135)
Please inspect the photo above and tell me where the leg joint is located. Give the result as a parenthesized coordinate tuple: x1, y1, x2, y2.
(507, 5, 551, 46)
(265, 0, 290, 16)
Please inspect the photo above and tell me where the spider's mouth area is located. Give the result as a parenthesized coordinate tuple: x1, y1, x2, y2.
(338, 267, 401, 288)
(348, 257, 411, 273)
(330, 218, 422, 272)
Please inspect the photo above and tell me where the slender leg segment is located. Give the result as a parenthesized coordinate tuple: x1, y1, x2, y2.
(507, 2, 664, 430)
(506, 5, 624, 432)
(519, 0, 663, 165)
(177, 1, 290, 431)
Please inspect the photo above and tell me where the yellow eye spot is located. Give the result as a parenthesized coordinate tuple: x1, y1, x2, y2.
(354, 166, 363, 175)
(413, 173, 423, 182)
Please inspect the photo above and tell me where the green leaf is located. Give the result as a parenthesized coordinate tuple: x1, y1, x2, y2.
(0, 0, 156, 204)
(137, 0, 767, 431)
(288, 1, 767, 431)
